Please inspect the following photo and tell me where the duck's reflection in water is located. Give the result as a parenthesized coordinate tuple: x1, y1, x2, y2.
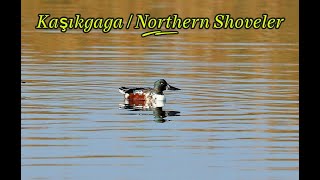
(119, 99, 180, 123)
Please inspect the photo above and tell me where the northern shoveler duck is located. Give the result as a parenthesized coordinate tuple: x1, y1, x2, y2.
(119, 79, 180, 101)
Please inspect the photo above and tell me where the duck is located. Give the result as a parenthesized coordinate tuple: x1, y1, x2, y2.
(119, 79, 180, 101)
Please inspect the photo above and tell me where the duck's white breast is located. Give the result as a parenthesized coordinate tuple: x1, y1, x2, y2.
(152, 94, 166, 101)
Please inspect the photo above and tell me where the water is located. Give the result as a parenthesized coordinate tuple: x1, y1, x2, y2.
(22, 1, 298, 179)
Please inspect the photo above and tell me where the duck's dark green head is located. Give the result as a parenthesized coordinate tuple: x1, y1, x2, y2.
(153, 79, 181, 94)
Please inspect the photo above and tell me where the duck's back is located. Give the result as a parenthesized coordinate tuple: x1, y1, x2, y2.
(119, 87, 153, 100)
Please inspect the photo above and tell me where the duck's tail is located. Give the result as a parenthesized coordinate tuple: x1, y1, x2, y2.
(119, 87, 129, 94)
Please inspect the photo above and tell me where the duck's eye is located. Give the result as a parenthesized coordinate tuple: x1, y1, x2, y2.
(160, 82, 163, 85)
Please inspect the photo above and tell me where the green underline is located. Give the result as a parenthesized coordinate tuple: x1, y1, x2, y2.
(141, 30, 179, 37)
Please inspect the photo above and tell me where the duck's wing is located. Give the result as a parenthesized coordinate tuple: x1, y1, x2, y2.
(119, 87, 151, 94)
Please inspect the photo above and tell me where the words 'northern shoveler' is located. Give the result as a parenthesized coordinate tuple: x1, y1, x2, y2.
(119, 79, 180, 101)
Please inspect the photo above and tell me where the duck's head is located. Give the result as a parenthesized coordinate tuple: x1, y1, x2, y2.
(154, 79, 180, 94)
